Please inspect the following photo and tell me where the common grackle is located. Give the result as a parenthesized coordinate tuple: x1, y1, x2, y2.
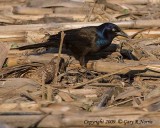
(17, 23, 128, 66)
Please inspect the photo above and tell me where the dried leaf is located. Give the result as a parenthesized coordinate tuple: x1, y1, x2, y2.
(115, 87, 142, 100)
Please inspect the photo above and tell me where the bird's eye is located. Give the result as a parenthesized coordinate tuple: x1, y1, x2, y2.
(112, 28, 116, 32)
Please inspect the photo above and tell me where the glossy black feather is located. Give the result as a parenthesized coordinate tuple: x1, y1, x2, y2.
(17, 23, 128, 66)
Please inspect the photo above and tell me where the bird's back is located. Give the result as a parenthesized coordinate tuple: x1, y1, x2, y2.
(58, 27, 99, 55)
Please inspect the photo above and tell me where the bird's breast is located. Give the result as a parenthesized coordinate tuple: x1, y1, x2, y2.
(96, 39, 110, 47)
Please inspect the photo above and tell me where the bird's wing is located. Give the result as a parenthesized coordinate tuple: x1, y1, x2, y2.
(48, 26, 97, 45)
(64, 26, 97, 47)
(16, 27, 97, 50)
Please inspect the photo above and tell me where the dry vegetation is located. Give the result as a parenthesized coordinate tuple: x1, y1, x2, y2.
(0, 0, 160, 127)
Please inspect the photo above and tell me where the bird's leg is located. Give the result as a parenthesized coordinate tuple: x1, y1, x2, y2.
(79, 56, 91, 74)
(79, 56, 86, 67)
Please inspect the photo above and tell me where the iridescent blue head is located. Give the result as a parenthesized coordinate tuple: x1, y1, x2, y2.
(96, 23, 128, 47)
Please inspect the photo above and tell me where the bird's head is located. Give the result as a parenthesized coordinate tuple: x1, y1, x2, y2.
(97, 23, 128, 40)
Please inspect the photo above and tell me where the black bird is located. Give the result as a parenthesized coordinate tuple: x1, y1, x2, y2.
(17, 23, 128, 66)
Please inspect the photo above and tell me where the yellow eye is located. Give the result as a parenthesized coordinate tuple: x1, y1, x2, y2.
(112, 28, 116, 32)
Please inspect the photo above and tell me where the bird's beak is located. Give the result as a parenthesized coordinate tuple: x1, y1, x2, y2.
(116, 31, 128, 38)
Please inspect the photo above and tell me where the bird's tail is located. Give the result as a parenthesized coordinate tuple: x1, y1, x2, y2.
(14, 34, 60, 50)
(16, 42, 54, 50)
